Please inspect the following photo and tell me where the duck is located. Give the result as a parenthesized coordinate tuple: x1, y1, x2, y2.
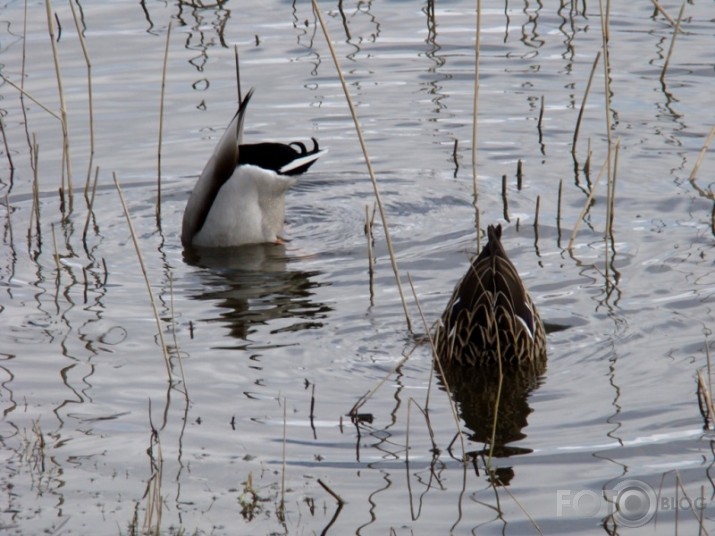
(181, 88, 326, 248)
(433, 224, 546, 368)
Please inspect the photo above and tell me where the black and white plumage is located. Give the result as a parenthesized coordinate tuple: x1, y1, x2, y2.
(434, 224, 546, 367)
(181, 88, 325, 248)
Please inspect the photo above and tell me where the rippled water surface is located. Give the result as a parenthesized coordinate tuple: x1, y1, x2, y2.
(2, 1, 715, 534)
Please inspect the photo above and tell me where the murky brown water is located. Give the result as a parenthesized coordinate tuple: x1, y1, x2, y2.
(1, 1, 715, 534)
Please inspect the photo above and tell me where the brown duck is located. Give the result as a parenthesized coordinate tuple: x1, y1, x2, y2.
(434, 224, 546, 368)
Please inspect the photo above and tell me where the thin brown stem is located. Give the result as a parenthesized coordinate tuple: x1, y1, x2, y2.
(156, 21, 172, 225)
(471, 0, 482, 239)
(660, 1, 686, 83)
(688, 125, 715, 200)
(312, 0, 412, 332)
(113, 173, 173, 382)
(45, 0, 73, 207)
(572, 51, 601, 156)
(69, 0, 94, 199)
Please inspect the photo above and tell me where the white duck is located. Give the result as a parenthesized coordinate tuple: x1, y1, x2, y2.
(181, 88, 325, 248)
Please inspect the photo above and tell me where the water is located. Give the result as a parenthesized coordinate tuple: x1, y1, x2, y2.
(1, 1, 714, 534)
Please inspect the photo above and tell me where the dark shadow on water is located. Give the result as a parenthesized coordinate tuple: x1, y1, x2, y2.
(439, 359, 546, 478)
(183, 243, 331, 341)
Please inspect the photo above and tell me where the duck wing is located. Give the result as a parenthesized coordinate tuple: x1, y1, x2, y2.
(181, 88, 254, 247)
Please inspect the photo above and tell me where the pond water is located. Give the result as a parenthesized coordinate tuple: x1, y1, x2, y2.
(1, 1, 715, 534)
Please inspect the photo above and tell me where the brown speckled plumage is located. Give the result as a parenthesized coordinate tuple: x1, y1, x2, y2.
(434, 224, 546, 367)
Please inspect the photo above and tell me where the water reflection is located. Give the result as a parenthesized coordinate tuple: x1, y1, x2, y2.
(439, 360, 546, 469)
(185, 244, 331, 341)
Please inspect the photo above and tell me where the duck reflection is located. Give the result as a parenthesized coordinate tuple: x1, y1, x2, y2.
(184, 244, 330, 341)
(432, 224, 548, 477)
(439, 359, 546, 464)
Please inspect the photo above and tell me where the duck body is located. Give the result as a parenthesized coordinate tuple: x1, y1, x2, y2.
(181, 88, 325, 249)
(434, 224, 546, 368)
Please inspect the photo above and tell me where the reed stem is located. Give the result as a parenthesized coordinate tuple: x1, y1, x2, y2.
(567, 149, 611, 251)
(156, 21, 172, 225)
(650, 0, 684, 31)
(572, 51, 601, 156)
(471, 0, 482, 234)
(69, 0, 94, 199)
(114, 173, 173, 382)
(0, 114, 14, 175)
(660, 1, 686, 83)
(82, 166, 100, 245)
(407, 274, 466, 461)
(312, 0, 412, 332)
(687, 125, 715, 200)
(45, 0, 73, 208)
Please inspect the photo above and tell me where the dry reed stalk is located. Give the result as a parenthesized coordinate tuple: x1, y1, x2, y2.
(167, 273, 189, 401)
(475, 204, 481, 252)
(605, 138, 620, 239)
(687, 125, 715, 200)
(604, 138, 620, 289)
(3, 193, 12, 244)
(20, 0, 31, 159)
(572, 51, 601, 156)
(660, 1, 686, 83)
(156, 21, 172, 225)
(501, 174, 510, 222)
(537, 95, 545, 147)
(309, 383, 316, 439)
(534, 194, 541, 231)
(364, 203, 376, 304)
(348, 352, 410, 417)
(567, 149, 611, 251)
(278, 397, 287, 523)
(471, 0, 482, 215)
(516, 159, 523, 191)
(405, 397, 439, 483)
(113, 173, 173, 381)
(82, 166, 99, 245)
(0, 115, 14, 174)
(556, 178, 563, 240)
(697, 371, 715, 429)
(697, 336, 715, 429)
(142, 425, 164, 534)
(707, 334, 713, 399)
(1, 77, 61, 121)
(69, 0, 94, 199)
(312, 0, 412, 332)
(29, 134, 41, 245)
(650, 0, 684, 31)
(598, 0, 613, 170)
(600, 0, 611, 43)
(44, 0, 73, 208)
(485, 334, 505, 465)
(672, 471, 712, 526)
(597, 0, 618, 284)
(50, 223, 61, 273)
(497, 483, 544, 535)
(407, 274, 466, 461)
